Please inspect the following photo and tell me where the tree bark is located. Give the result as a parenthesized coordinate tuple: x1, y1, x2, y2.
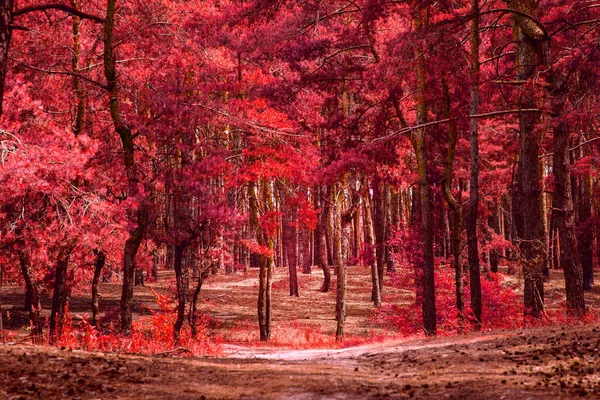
(511, 0, 546, 318)
(16, 245, 42, 341)
(363, 178, 381, 307)
(0, 0, 12, 116)
(91, 250, 105, 327)
(467, 0, 482, 328)
(576, 138, 594, 290)
(552, 92, 585, 315)
(50, 248, 72, 344)
(103, 0, 148, 333)
(316, 185, 331, 292)
(412, 5, 436, 336)
(373, 178, 385, 297)
(189, 263, 210, 338)
(334, 184, 347, 342)
(173, 244, 188, 344)
(441, 80, 464, 324)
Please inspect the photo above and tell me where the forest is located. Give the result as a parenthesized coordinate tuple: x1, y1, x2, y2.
(0, 0, 600, 398)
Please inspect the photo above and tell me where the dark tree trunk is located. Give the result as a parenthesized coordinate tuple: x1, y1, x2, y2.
(316, 185, 331, 292)
(0, 0, 13, 116)
(50, 249, 72, 344)
(577, 171, 594, 291)
(173, 244, 187, 344)
(511, 0, 547, 318)
(363, 179, 381, 307)
(17, 246, 42, 341)
(552, 92, 585, 314)
(373, 178, 385, 296)
(413, 6, 436, 336)
(120, 214, 147, 334)
(489, 210, 500, 273)
(288, 208, 299, 296)
(104, 0, 148, 334)
(325, 199, 334, 267)
(281, 184, 299, 297)
(467, 0, 482, 328)
(91, 250, 106, 327)
(441, 80, 464, 324)
(189, 264, 210, 338)
(334, 184, 347, 342)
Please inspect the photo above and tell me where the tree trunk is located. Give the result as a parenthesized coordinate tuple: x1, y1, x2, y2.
(467, 0, 482, 328)
(316, 185, 331, 292)
(16, 246, 42, 341)
(552, 94, 585, 315)
(189, 264, 210, 338)
(373, 178, 385, 296)
(363, 179, 381, 307)
(0, 0, 13, 116)
(289, 208, 299, 296)
(50, 248, 72, 344)
(120, 217, 146, 333)
(91, 250, 105, 327)
(489, 209, 500, 273)
(262, 179, 275, 340)
(576, 143, 594, 290)
(441, 80, 464, 324)
(173, 244, 188, 344)
(511, 0, 546, 318)
(334, 185, 347, 342)
(412, 5, 436, 336)
(103, 0, 148, 334)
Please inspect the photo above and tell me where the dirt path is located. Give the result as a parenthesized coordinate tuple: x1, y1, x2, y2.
(2, 324, 599, 399)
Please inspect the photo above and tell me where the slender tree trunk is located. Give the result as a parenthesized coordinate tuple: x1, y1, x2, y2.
(334, 185, 347, 342)
(576, 138, 594, 290)
(70, 0, 85, 135)
(467, 0, 482, 327)
(373, 178, 385, 297)
(579, 174, 594, 290)
(189, 264, 210, 338)
(262, 179, 275, 340)
(363, 179, 381, 307)
(316, 185, 331, 292)
(441, 80, 464, 324)
(16, 245, 42, 341)
(103, 0, 148, 333)
(412, 5, 436, 336)
(91, 250, 106, 327)
(173, 244, 188, 344)
(489, 209, 500, 273)
(281, 184, 299, 296)
(552, 91, 585, 314)
(289, 207, 299, 296)
(249, 181, 266, 340)
(0, 0, 13, 116)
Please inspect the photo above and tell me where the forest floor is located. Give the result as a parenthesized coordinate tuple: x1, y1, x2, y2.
(1, 266, 600, 399)
(1, 323, 600, 399)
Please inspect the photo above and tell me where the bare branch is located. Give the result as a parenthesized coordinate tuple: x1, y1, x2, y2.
(373, 108, 543, 143)
(14, 4, 105, 24)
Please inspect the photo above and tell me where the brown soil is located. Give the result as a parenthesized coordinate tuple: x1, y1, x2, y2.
(1, 324, 600, 399)
(1, 266, 600, 399)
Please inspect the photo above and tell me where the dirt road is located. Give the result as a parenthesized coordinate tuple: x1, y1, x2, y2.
(2, 324, 599, 399)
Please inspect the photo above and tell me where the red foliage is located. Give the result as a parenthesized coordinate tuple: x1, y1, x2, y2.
(46, 293, 222, 357)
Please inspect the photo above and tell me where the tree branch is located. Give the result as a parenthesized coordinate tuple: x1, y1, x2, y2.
(373, 108, 543, 143)
(14, 4, 105, 23)
(539, 136, 600, 159)
(18, 62, 107, 89)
